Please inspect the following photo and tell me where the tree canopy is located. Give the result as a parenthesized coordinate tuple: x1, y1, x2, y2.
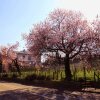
(25, 9, 100, 80)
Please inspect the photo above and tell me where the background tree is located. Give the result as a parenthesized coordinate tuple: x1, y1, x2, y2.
(0, 52, 2, 73)
(0, 46, 11, 72)
(0, 42, 20, 73)
(25, 9, 95, 80)
(7, 42, 21, 74)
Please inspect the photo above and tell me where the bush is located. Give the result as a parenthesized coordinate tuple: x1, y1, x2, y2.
(25, 74, 37, 81)
(11, 74, 18, 79)
(46, 76, 51, 80)
(2, 73, 8, 78)
(37, 75, 46, 80)
(78, 77, 85, 82)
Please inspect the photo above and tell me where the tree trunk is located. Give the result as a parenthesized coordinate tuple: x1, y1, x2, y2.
(64, 54, 72, 81)
(0, 55, 2, 73)
(0, 60, 2, 73)
(13, 59, 21, 75)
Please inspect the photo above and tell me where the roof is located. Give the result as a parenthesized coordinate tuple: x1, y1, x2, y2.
(17, 49, 32, 55)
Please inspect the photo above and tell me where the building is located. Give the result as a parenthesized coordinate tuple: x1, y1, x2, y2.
(17, 50, 35, 67)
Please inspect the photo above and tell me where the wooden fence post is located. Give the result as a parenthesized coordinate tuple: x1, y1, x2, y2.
(74, 67, 77, 81)
(53, 72, 55, 80)
(60, 71, 63, 80)
(83, 67, 86, 85)
(94, 71, 96, 82)
(56, 70, 59, 80)
(83, 67, 86, 78)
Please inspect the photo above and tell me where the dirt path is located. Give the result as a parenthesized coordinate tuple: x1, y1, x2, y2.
(0, 81, 100, 100)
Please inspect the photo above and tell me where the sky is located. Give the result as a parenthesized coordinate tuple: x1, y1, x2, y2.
(0, 0, 100, 50)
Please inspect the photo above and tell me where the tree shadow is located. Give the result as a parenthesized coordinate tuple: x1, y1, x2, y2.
(0, 87, 99, 100)
(0, 79, 100, 100)
(0, 88, 69, 100)
(0, 89, 47, 100)
(1, 79, 100, 93)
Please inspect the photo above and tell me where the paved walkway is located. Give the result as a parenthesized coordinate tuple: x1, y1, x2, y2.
(0, 81, 100, 100)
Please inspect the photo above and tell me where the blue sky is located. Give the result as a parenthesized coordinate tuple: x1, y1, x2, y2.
(0, 0, 100, 50)
(0, 0, 58, 50)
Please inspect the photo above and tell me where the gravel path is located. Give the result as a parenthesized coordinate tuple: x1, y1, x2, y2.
(0, 81, 100, 100)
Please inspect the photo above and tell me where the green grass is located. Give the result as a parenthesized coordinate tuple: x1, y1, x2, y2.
(0, 68, 99, 82)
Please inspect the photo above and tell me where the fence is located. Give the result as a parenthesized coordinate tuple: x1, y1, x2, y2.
(0, 66, 99, 82)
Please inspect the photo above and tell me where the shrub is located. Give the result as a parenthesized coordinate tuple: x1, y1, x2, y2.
(46, 76, 51, 80)
(37, 75, 46, 80)
(11, 74, 18, 79)
(2, 73, 8, 78)
(25, 74, 37, 81)
(78, 77, 85, 82)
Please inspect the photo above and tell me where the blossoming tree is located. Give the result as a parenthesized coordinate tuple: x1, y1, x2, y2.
(0, 42, 20, 73)
(25, 9, 95, 80)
